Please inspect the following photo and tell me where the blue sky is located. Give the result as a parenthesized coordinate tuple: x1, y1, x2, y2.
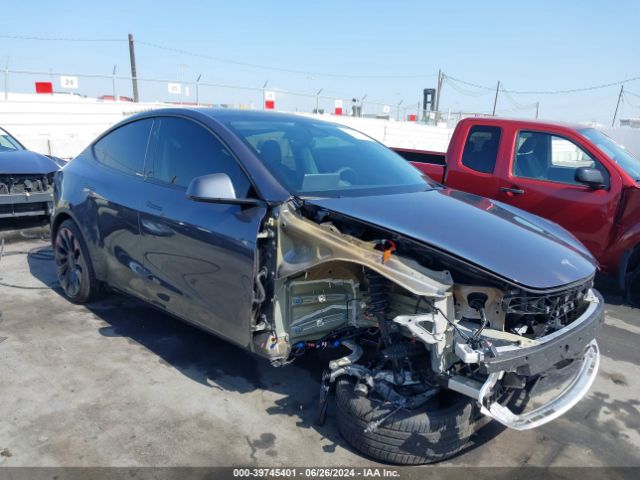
(1, 0, 639, 123)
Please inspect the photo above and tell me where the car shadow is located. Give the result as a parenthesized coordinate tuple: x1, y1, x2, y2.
(25, 244, 511, 462)
(0, 216, 50, 244)
(25, 244, 360, 456)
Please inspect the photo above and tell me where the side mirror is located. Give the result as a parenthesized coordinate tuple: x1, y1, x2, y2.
(186, 173, 261, 206)
(575, 167, 605, 189)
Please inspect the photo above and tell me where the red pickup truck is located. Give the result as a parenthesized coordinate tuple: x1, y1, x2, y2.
(393, 117, 640, 305)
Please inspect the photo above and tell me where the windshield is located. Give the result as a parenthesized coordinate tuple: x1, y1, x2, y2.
(579, 128, 640, 181)
(220, 116, 431, 197)
(0, 128, 24, 153)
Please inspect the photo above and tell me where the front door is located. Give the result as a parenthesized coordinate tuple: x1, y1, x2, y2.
(139, 116, 266, 347)
(497, 130, 621, 261)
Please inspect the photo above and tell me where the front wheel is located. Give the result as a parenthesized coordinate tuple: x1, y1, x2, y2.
(54, 219, 102, 304)
(335, 377, 478, 464)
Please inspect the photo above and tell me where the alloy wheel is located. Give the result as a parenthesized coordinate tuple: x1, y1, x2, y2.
(54, 227, 84, 298)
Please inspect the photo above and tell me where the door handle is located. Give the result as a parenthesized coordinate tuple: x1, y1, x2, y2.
(500, 187, 525, 195)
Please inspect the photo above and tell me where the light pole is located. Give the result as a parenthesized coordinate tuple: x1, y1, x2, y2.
(196, 74, 202, 106)
(262, 80, 269, 110)
(316, 88, 323, 114)
(112, 65, 118, 102)
(396, 99, 404, 121)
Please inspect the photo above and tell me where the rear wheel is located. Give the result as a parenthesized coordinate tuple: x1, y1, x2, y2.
(54, 219, 102, 303)
(335, 377, 478, 464)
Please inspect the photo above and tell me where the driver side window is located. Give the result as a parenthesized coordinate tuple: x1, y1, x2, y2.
(513, 131, 609, 186)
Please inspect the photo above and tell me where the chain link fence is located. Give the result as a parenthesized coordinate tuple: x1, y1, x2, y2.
(1, 68, 435, 120)
(0, 68, 496, 158)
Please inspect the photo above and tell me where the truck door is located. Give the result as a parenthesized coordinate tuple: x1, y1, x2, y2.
(497, 129, 621, 261)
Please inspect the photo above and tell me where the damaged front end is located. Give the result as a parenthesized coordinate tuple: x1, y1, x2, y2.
(0, 173, 55, 218)
(249, 199, 604, 433)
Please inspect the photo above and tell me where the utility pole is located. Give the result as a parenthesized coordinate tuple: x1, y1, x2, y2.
(128, 33, 139, 102)
(315, 88, 323, 113)
(535, 101, 539, 119)
(492, 80, 500, 116)
(434, 69, 443, 123)
(612, 85, 624, 127)
(112, 65, 118, 102)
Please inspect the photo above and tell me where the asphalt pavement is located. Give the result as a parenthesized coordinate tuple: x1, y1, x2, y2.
(0, 224, 638, 467)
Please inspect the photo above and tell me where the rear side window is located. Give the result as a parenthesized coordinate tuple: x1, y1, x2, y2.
(93, 119, 153, 175)
(461, 126, 501, 174)
(150, 117, 251, 196)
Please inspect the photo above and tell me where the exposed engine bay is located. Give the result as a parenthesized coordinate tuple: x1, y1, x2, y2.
(250, 200, 604, 432)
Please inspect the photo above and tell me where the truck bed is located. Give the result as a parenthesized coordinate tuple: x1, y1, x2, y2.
(391, 147, 446, 183)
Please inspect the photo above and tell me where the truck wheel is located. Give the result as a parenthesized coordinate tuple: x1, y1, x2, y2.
(53, 219, 103, 304)
(335, 377, 478, 465)
(626, 267, 640, 308)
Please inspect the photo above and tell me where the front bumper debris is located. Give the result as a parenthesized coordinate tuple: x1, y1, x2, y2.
(481, 340, 599, 430)
(448, 288, 603, 430)
(0, 192, 53, 218)
(481, 289, 604, 376)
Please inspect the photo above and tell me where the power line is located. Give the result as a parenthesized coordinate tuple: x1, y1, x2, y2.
(0, 34, 124, 42)
(444, 75, 495, 91)
(4, 33, 640, 94)
(623, 92, 640, 109)
(136, 41, 440, 79)
(0, 33, 439, 79)
(506, 76, 640, 95)
(500, 85, 537, 110)
(443, 76, 492, 97)
(445, 72, 640, 95)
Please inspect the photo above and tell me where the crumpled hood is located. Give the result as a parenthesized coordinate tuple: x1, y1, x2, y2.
(0, 149, 60, 174)
(307, 188, 596, 290)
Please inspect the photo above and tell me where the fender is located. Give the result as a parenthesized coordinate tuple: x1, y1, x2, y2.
(610, 223, 640, 288)
(51, 205, 108, 282)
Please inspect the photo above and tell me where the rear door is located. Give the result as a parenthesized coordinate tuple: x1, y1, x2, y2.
(496, 129, 622, 260)
(89, 118, 154, 298)
(139, 116, 266, 347)
(445, 124, 504, 198)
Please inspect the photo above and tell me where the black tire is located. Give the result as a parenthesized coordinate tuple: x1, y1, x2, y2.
(335, 377, 478, 465)
(626, 267, 640, 308)
(53, 219, 102, 304)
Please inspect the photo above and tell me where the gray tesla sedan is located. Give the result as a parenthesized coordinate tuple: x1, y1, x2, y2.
(52, 109, 603, 464)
